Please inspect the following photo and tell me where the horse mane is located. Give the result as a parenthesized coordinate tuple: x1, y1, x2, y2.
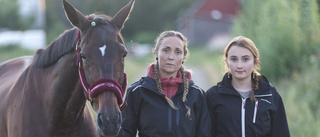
(34, 14, 117, 68)
(35, 28, 78, 67)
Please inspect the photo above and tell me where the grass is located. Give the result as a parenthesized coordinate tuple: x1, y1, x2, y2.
(0, 45, 35, 63)
(278, 69, 320, 137)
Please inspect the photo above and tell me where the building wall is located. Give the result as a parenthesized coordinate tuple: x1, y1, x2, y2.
(179, 15, 232, 46)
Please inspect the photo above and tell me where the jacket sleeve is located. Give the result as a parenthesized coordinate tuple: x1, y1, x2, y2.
(195, 89, 212, 137)
(118, 87, 140, 137)
(271, 87, 291, 137)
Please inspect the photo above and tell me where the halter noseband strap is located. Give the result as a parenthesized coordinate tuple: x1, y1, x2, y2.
(76, 29, 127, 111)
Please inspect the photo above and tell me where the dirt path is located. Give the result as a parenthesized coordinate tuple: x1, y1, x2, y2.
(186, 65, 211, 91)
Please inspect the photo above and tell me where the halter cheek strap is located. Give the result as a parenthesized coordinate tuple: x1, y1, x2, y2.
(76, 30, 127, 111)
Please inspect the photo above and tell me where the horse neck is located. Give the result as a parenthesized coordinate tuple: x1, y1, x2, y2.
(24, 28, 95, 133)
(46, 52, 91, 131)
(30, 48, 92, 133)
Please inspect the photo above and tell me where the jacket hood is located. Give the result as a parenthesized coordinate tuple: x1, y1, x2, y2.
(217, 73, 272, 96)
(146, 63, 192, 81)
(139, 76, 195, 97)
(146, 63, 192, 98)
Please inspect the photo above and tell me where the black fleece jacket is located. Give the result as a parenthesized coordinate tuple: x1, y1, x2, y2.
(206, 73, 290, 137)
(118, 76, 211, 137)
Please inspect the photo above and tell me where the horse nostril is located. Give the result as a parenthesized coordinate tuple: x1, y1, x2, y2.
(113, 113, 119, 122)
(98, 112, 121, 126)
(99, 114, 107, 122)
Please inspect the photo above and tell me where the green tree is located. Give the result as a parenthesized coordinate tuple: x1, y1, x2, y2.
(0, 0, 32, 30)
(85, 0, 195, 43)
(233, 0, 320, 80)
(45, 0, 195, 44)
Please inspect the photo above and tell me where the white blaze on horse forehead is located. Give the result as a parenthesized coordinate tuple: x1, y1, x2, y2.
(99, 45, 107, 57)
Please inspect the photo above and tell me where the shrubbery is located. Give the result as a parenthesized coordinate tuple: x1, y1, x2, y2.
(0, 0, 33, 30)
(279, 68, 320, 136)
(232, 0, 320, 80)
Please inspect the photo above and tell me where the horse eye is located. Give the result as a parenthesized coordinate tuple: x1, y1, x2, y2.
(80, 53, 88, 61)
(122, 52, 127, 58)
(80, 53, 86, 59)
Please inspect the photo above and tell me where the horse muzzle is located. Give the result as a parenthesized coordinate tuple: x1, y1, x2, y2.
(96, 111, 122, 137)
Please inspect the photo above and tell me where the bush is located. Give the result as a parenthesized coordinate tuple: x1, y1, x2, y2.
(278, 67, 320, 137)
(232, 0, 320, 80)
(0, 0, 32, 30)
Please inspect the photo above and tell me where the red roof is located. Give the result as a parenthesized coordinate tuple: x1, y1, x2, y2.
(195, 0, 240, 18)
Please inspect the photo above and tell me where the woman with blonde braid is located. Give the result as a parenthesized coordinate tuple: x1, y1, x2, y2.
(206, 36, 290, 137)
(118, 30, 211, 137)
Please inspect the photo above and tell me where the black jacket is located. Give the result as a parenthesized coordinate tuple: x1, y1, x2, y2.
(206, 73, 290, 137)
(118, 76, 211, 137)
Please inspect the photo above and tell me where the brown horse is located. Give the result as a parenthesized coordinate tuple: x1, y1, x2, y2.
(0, 0, 134, 136)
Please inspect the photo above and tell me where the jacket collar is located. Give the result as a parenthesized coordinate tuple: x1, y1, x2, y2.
(146, 63, 192, 81)
(217, 73, 272, 96)
(141, 76, 194, 97)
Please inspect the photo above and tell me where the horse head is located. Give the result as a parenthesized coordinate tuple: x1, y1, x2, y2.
(63, 0, 134, 136)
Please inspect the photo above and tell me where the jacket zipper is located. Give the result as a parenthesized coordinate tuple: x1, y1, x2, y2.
(168, 102, 180, 132)
(241, 97, 246, 137)
(239, 93, 272, 136)
(253, 94, 271, 124)
(176, 102, 180, 125)
(253, 101, 258, 123)
(168, 107, 172, 132)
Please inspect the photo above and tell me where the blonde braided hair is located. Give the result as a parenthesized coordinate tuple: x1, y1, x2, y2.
(180, 66, 191, 120)
(153, 63, 192, 119)
(153, 62, 178, 110)
(250, 70, 261, 102)
(224, 36, 261, 102)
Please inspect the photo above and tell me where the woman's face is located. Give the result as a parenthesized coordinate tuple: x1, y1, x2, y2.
(156, 36, 185, 78)
(226, 46, 257, 81)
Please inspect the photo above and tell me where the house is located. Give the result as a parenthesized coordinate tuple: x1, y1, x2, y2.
(178, 0, 241, 48)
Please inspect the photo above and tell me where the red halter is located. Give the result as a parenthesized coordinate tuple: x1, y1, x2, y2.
(76, 30, 127, 111)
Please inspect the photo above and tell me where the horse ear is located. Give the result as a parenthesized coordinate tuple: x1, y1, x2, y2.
(111, 0, 135, 30)
(63, 0, 89, 30)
